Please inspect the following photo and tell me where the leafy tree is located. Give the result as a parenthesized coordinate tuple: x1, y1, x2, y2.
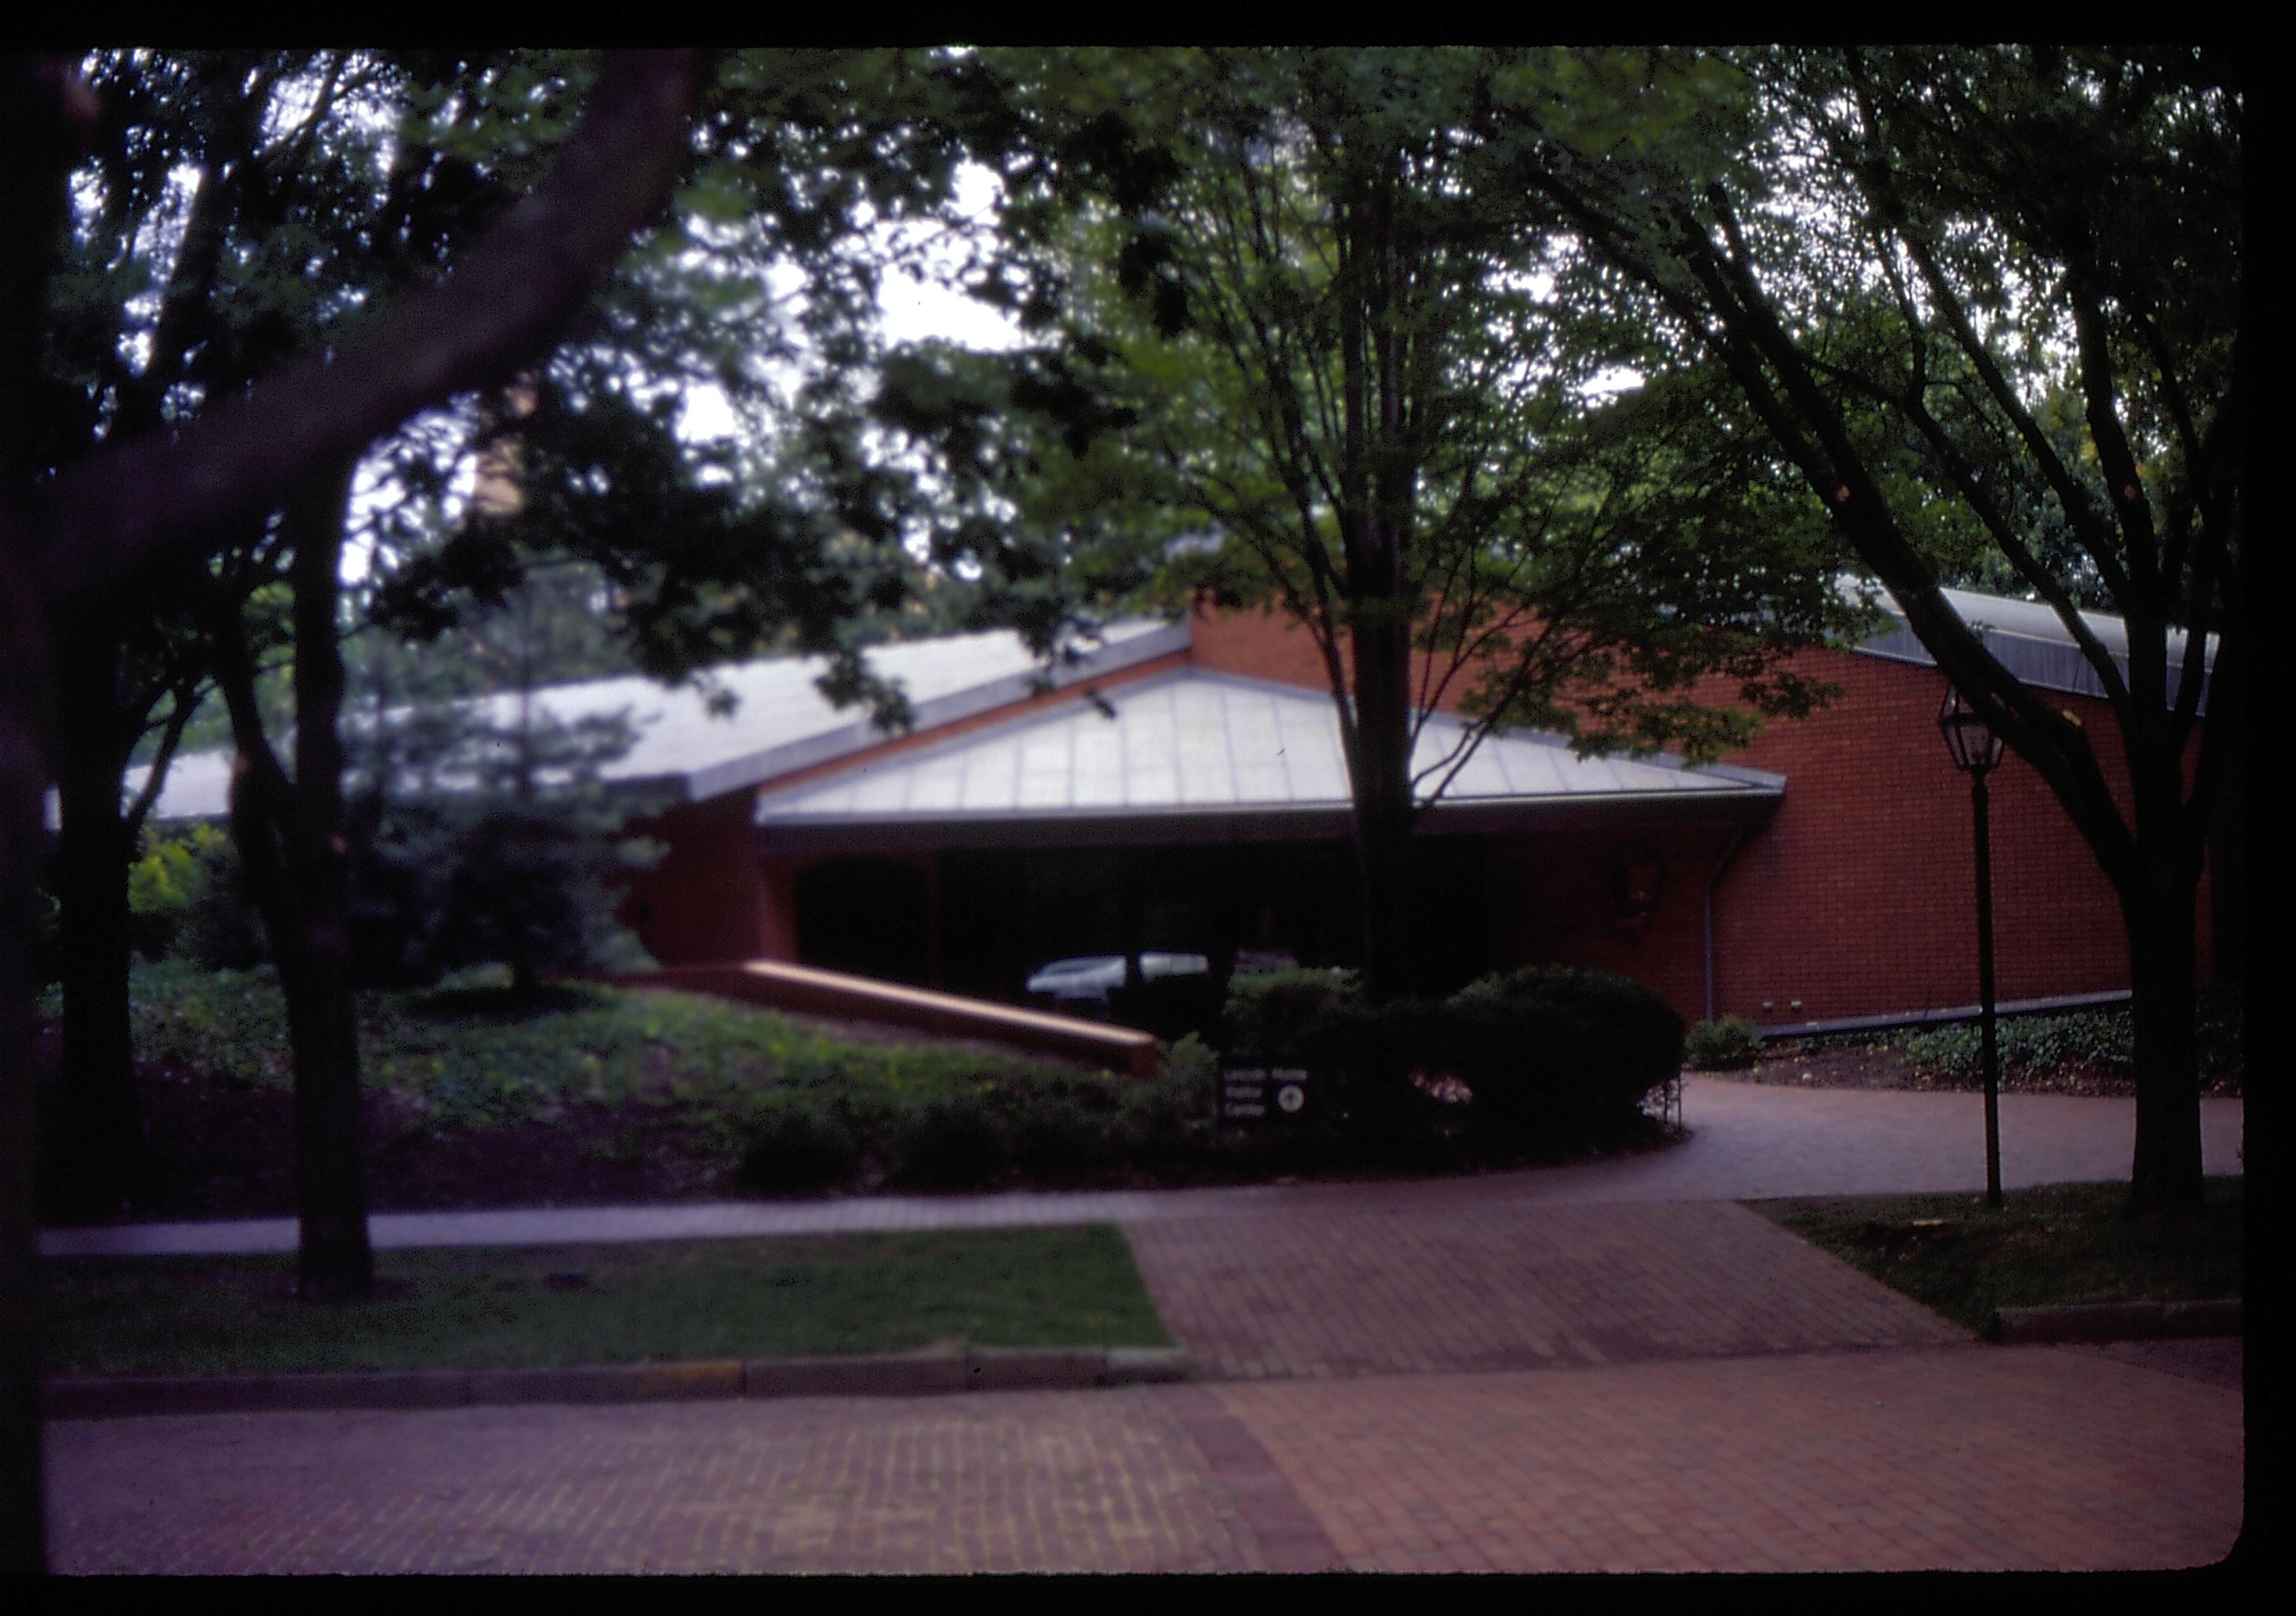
(30, 43, 1021, 1275)
(900, 48, 1872, 999)
(1503, 45, 2239, 1209)
(1, 49, 705, 1564)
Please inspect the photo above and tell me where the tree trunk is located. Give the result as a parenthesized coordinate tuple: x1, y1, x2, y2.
(218, 454, 373, 1301)
(1349, 586, 1417, 1004)
(0, 549, 54, 1573)
(2123, 865, 2206, 1214)
(45, 629, 140, 1220)
(285, 456, 371, 1301)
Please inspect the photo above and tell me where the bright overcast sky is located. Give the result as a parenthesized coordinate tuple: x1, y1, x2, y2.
(349, 163, 1027, 582)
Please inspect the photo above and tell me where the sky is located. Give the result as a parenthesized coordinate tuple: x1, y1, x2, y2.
(343, 162, 1028, 585)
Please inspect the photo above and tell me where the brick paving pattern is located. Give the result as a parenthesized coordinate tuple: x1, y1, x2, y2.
(48, 1345, 2239, 1574)
(47, 1389, 1270, 1574)
(1126, 1199, 1969, 1381)
(1218, 1346, 2244, 1573)
(40, 1082, 2248, 1574)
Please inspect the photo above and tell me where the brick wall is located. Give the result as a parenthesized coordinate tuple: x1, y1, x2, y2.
(634, 603, 2210, 1023)
(1186, 604, 2212, 1026)
(619, 794, 772, 967)
(1706, 648, 2211, 1026)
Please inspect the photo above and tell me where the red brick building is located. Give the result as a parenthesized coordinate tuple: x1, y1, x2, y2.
(142, 583, 2217, 1034)
(625, 588, 2212, 1033)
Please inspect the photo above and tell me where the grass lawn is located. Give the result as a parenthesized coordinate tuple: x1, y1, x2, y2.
(45, 1225, 1171, 1379)
(1746, 1177, 2244, 1336)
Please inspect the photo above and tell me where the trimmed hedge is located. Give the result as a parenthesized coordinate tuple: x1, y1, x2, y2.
(1438, 967, 1684, 1154)
(1223, 967, 1359, 1060)
(1223, 963, 1684, 1164)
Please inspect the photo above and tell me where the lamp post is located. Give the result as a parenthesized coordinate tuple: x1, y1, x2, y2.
(1938, 686, 2005, 1209)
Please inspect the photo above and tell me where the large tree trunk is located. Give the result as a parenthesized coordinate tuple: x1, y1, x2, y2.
(1337, 160, 1420, 1006)
(0, 549, 54, 1573)
(1349, 601, 1417, 1004)
(2123, 864, 2206, 1214)
(45, 629, 140, 1221)
(283, 455, 371, 1302)
(220, 454, 373, 1301)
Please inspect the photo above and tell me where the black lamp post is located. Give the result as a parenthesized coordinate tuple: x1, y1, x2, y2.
(1938, 686, 2005, 1209)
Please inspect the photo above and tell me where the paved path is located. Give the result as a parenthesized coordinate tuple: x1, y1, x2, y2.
(41, 1080, 2249, 1573)
(47, 1346, 2241, 1573)
(38, 1077, 2248, 1258)
(1125, 1200, 1966, 1382)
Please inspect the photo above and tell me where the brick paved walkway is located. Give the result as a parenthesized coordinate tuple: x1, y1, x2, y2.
(47, 1346, 2240, 1573)
(1126, 1200, 1966, 1381)
(40, 1079, 2248, 1573)
(1220, 1345, 2243, 1573)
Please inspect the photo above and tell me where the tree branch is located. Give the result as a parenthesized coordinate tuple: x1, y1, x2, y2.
(120, 673, 202, 846)
(35, 49, 702, 618)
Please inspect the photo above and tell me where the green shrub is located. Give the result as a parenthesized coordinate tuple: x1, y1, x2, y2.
(1155, 1032, 1222, 1107)
(1686, 1015, 1764, 1070)
(1008, 1096, 1113, 1182)
(1222, 967, 1359, 1060)
(2196, 983, 2244, 1082)
(1439, 967, 1683, 1155)
(736, 1103, 862, 1193)
(127, 824, 266, 968)
(1295, 994, 1453, 1162)
(887, 1093, 1010, 1190)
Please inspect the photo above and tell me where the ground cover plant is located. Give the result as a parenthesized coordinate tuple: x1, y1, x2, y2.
(1713, 992, 2243, 1099)
(44, 1225, 1171, 1378)
(34, 959, 1235, 1217)
(37, 958, 1698, 1220)
(1746, 1179, 2243, 1337)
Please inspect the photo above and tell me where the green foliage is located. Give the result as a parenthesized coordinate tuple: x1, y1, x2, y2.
(123, 824, 266, 968)
(736, 1101, 863, 1194)
(1154, 1032, 1222, 1106)
(44, 1226, 1172, 1376)
(117, 960, 1112, 1132)
(1866, 992, 2243, 1087)
(1439, 967, 1684, 1152)
(1220, 960, 1682, 1162)
(887, 1093, 1011, 1190)
(1222, 967, 1360, 1060)
(1751, 1179, 2244, 1337)
(1008, 1096, 1115, 1182)
(342, 692, 663, 990)
(1295, 994, 1453, 1162)
(913, 48, 1876, 769)
(1686, 1015, 1765, 1070)
(127, 961, 293, 1087)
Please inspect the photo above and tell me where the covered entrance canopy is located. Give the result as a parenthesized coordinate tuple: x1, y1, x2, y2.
(755, 670, 1785, 1006)
(753, 669, 1784, 851)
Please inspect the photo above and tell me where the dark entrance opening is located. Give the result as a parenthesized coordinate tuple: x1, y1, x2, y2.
(794, 856, 932, 985)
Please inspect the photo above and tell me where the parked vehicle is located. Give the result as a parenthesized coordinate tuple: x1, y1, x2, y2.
(1025, 953, 1210, 1009)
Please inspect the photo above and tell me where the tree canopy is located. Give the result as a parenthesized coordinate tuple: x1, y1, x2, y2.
(1502, 45, 2240, 1207)
(879, 48, 1876, 994)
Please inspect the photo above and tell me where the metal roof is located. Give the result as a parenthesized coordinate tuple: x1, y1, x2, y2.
(1851, 579, 2214, 714)
(135, 619, 1187, 824)
(753, 669, 1784, 849)
(123, 577, 2206, 834)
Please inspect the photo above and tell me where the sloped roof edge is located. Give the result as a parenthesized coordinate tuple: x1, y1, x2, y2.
(1848, 577, 2213, 714)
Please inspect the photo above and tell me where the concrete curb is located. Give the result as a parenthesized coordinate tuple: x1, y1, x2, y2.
(46, 1345, 1193, 1421)
(1995, 1298, 2241, 1346)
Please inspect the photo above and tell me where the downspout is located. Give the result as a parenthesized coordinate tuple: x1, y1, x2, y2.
(1703, 827, 1755, 1025)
